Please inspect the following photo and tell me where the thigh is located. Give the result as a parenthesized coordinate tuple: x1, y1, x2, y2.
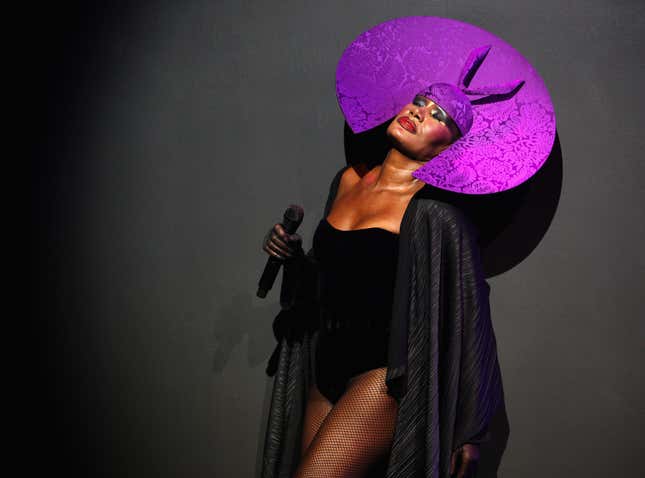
(301, 383, 334, 457)
(295, 367, 398, 478)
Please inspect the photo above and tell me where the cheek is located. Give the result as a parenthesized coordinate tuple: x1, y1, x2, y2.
(420, 127, 440, 146)
(415, 127, 452, 157)
(428, 125, 452, 145)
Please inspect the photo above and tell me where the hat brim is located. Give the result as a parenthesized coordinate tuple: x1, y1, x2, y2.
(335, 16, 556, 194)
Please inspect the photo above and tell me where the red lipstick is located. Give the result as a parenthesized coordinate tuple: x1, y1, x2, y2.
(397, 117, 416, 134)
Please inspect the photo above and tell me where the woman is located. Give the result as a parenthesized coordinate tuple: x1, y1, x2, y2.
(260, 17, 555, 478)
(263, 93, 477, 477)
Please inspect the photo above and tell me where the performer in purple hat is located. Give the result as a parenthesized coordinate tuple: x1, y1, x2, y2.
(260, 16, 555, 478)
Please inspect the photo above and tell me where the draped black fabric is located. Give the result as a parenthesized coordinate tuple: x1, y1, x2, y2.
(261, 165, 504, 478)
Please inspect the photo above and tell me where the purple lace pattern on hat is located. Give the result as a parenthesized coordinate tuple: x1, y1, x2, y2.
(335, 16, 556, 194)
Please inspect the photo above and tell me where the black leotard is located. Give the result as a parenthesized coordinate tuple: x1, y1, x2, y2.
(312, 217, 399, 403)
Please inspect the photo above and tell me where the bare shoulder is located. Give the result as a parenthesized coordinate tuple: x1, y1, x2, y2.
(336, 165, 362, 196)
(338, 163, 382, 196)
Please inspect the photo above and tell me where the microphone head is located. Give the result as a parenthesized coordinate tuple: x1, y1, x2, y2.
(282, 204, 304, 235)
(285, 204, 304, 224)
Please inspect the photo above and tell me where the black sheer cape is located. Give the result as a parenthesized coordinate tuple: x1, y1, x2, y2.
(261, 165, 504, 478)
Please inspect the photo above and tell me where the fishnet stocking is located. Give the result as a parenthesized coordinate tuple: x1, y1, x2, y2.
(295, 367, 397, 478)
(300, 384, 334, 457)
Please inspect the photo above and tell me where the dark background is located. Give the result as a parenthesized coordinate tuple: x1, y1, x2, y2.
(31, 1, 644, 477)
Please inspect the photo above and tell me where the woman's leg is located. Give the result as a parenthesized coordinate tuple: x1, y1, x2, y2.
(300, 383, 334, 458)
(294, 367, 397, 478)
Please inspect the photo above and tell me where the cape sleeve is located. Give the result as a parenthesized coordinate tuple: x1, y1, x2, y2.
(385, 198, 503, 478)
(427, 201, 503, 452)
(445, 206, 502, 450)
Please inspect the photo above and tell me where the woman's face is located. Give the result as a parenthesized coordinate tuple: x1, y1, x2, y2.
(386, 95, 457, 161)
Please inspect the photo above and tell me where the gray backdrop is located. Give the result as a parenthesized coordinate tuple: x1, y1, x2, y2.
(34, 1, 644, 477)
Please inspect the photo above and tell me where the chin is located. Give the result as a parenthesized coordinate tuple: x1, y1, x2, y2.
(386, 123, 411, 150)
(385, 120, 399, 140)
(385, 131, 415, 160)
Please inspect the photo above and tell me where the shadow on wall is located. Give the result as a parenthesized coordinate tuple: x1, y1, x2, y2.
(344, 122, 564, 278)
(211, 290, 278, 373)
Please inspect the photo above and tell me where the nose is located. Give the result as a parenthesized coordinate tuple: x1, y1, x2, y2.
(409, 106, 424, 122)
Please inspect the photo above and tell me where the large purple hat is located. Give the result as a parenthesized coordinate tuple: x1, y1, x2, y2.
(335, 16, 556, 194)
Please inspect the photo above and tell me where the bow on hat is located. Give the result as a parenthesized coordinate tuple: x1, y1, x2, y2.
(416, 45, 525, 137)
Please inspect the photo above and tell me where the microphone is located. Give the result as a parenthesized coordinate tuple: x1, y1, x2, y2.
(256, 205, 304, 298)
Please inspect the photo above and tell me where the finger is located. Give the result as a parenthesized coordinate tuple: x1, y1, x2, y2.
(457, 455, 470, 478)
(270, 236, 294, 255)
(274, 223, 290, 242)
(264, 237, 291, 257)
(262, 240, 283, 258)
(271, 233, 290, 249)
(266, 241, 292, 258)
(274, 231, 302, 254)
(263, 246, 285, 260)
(450, 449, 457, 475)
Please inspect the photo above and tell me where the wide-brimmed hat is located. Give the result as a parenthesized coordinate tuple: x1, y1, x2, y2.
(335, 16, 556, 194)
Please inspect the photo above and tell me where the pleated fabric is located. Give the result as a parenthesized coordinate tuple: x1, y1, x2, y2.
(261, 165, 503, 478)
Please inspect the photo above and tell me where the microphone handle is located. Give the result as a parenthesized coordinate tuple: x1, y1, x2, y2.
(256, 208, 303, 298)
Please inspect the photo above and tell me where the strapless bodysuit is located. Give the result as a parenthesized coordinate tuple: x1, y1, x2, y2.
(312, 217, 399, 404)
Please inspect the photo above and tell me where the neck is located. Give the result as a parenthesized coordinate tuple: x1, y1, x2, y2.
(370, 148, 427, 194)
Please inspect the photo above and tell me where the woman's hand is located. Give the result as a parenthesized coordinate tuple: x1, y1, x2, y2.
(262, 223, 303, 260)
(450, 443, 480, 478)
